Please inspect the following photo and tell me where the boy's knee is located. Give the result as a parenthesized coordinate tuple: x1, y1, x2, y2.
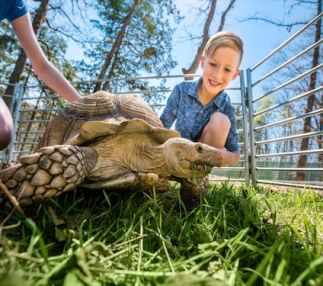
(209, 112, 231, 131)
(199, 112, 231, 148)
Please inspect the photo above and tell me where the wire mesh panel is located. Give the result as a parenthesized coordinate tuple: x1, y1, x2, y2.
(0, 83, 63, 163)
(246, 13, 323, 190)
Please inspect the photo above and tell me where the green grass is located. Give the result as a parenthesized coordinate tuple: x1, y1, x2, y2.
(0, 183, 322, 286)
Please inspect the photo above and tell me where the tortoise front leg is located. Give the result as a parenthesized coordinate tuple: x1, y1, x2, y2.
(0, 145, 98, 205)
(80, 172, 161, 190)
(81, 172, 171, 193)
(178, 176, 209, 208)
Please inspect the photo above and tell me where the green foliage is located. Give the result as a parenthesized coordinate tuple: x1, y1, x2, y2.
(0, 21, 20, 85)
(0, 184, 322, 285)
(80, 0, 180, 90)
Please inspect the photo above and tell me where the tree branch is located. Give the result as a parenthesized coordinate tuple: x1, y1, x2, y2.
(242, 16, 307, 31)
(94, 0, 142, 92)
(217, 0, 236, 31)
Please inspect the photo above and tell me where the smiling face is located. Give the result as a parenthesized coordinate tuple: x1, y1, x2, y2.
(200, 46, 241, 99)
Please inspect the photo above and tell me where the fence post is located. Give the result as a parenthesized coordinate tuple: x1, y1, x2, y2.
(239, 70, 250, 185)
(113, 78, 119, 93)
(6, 83, 24, 163)
(246, 69, 257, 187)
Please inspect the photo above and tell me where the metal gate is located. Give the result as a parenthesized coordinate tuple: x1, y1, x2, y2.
(246, 13, 322, 189)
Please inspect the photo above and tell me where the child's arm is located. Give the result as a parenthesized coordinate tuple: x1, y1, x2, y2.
(11, 14, 81, 103)
(220, 105, 240, 166)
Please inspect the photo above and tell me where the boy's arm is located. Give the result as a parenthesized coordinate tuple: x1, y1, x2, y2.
(219, 103, 239, 166)
(215, 149, 240, 167)
(11, 14, 81, 103)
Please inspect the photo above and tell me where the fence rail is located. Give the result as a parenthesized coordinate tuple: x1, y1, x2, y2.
(1, 13, 322, 190)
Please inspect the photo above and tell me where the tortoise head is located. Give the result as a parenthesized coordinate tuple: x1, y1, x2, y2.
(161, 137, 218, 178)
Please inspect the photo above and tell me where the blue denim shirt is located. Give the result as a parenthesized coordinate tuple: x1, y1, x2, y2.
(0, 0, 28, 22)
(160, 78, 239, 152)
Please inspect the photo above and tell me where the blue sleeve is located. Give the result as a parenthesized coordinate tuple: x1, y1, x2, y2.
(224, 105, 239, 152)
(160, 84, 181, 128)
(7, 0, 28, 22)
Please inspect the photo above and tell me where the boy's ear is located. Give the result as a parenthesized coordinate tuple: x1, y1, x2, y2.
(200, 56, 205, 68)
(232, 70, 240, 80)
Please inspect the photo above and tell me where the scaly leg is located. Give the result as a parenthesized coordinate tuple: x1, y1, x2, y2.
(81, 172, 170, 192)
(178, 176, 209, 208)
(0, 145, 97, 205)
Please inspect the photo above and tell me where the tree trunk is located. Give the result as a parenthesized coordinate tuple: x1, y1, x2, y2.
(94, 0, 141, 92)
(103, 43, 121, 91)
(182, 0, 236, 79)
(4, 0, 50, 106)
(295, 0, 321, 181)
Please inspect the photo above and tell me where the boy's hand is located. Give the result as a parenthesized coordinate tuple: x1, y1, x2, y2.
(214, 149, 240, 167)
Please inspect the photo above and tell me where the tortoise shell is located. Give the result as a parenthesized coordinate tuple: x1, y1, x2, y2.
(36, 91, 176, 149)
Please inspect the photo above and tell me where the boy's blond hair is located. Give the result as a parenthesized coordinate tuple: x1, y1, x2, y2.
(203, 31, 244, 65)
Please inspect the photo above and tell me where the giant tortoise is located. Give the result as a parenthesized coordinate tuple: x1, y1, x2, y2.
(0, 91, 219, 206)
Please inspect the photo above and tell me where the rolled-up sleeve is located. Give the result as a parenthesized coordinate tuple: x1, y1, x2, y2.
(160, 84, 181, 128)
(7, 0, 28, 22)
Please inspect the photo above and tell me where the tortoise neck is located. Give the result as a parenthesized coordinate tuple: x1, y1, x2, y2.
(126, 144, 171, 176)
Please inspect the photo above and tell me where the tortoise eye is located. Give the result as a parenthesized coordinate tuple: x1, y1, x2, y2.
(196, 145, 203, 153)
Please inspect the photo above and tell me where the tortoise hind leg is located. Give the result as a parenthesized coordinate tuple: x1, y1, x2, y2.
(0, 145, 98, 205)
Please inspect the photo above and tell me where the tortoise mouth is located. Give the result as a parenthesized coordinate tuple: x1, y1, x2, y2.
(191, 163, 213, 175)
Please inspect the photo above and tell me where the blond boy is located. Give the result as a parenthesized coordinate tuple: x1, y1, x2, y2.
(160, 31, 243, 166)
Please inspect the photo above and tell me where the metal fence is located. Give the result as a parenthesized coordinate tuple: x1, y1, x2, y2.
(0, 13, 322, 190)
(246, 12, 322, 190)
